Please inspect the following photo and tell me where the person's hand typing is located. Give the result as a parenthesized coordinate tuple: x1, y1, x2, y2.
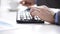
(30, 6, 55, 24)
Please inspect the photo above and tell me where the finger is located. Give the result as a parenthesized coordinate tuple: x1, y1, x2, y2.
(31, 7, 41, 12)
(34, 6, 51, 15)
(30, 7, 41, 16)
(30, 7, 48, 16)
(30, 8, 40, 16)
(30, 11, 39, 17)
(30, 8, 35, 17)
(30, 7, 45, 20)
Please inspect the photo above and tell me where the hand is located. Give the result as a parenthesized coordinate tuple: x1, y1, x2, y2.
(30, 6, 55, 23)
(20, 0, 35, 7)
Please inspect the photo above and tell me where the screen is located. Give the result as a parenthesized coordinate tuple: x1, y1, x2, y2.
(35, 0, 60, 8)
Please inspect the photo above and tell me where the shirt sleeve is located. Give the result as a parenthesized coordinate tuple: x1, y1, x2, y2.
(55, 11, 60, 25)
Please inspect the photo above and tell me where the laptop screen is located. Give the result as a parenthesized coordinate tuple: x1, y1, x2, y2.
(35, 0, 60, 8)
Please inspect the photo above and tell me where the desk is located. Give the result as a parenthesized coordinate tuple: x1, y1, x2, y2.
(0, 12, 60, 34)
(0, 8, 60, 34)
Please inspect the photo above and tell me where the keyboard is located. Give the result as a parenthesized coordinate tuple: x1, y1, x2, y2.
(16, 8, 44, 24)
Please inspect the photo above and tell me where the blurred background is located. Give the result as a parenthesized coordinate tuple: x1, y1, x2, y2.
(0, 0, 60, 34)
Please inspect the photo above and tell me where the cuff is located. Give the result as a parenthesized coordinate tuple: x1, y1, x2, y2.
(55, 12, 60, 25)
